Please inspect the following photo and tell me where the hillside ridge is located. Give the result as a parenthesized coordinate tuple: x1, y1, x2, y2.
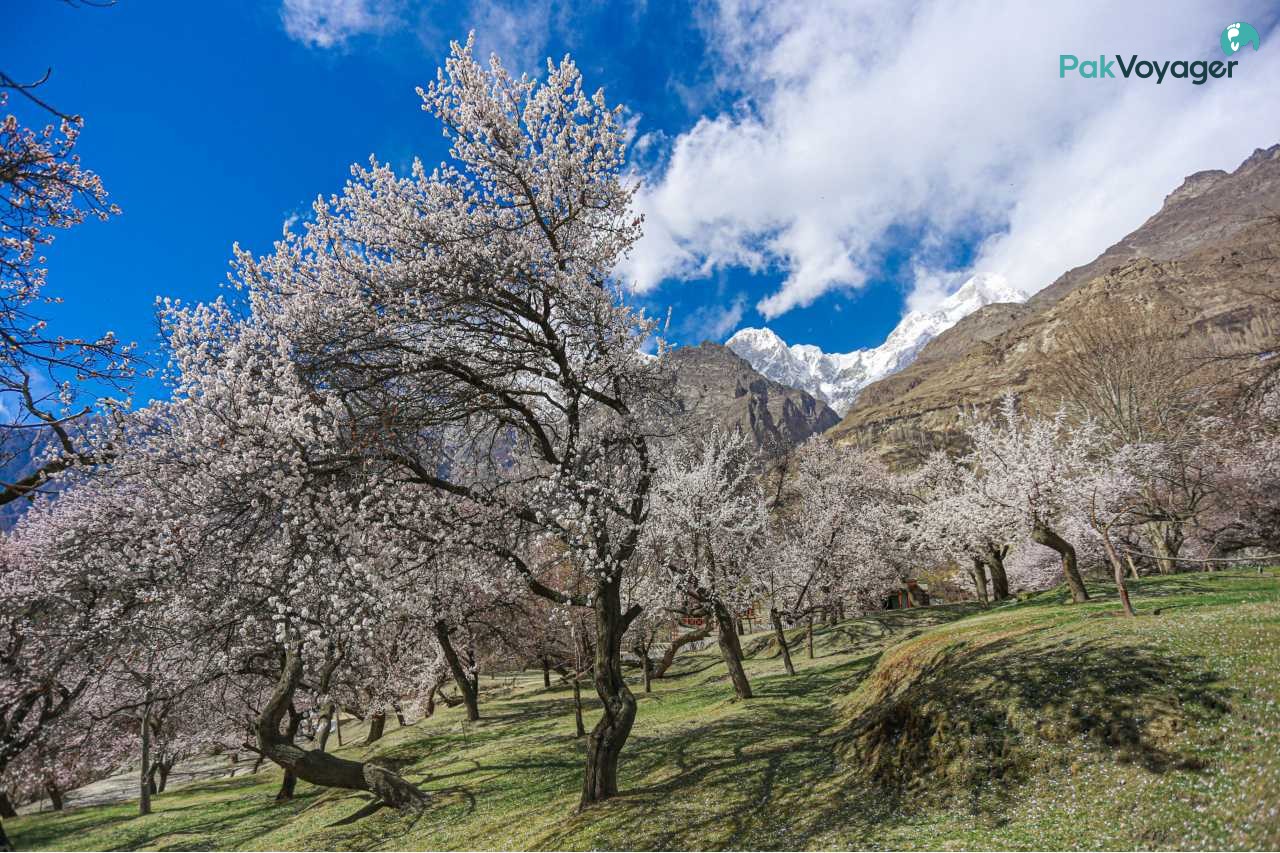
(833, 143, 1280, 463)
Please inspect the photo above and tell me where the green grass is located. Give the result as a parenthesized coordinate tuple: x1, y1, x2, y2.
(10, 570, 1280, 850)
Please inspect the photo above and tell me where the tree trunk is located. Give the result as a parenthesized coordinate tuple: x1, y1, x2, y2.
(364, 712, 386, 745)
(45, 784, 63, 811)
(970, 557, 990, 605)
(276, 705, 303, 800)
(276, 771, 298, 802)
(0, 793, 15, 819)
(157, 760, 173, 793)
(736, 617, 745, 637)
(255, 645, 426, 811)
(435, 621, 480, 722)
(334, 712, 343, 746)
(770, 608, 796, 676)
(652, 626, 710, 678)
(139, 701, 152, 816)
(1144, 521, 1181, 574)
(316, 702, 336, 752)
(1125, 553, 1140, 580)
(713, 600, 753, 700)
(147, 763, 158, 795)
(1117, 567, 1137, 610)
(1098, 527, 1137, 617)
(572, 677, 586, 738)
(422, 674, 447, 720)
(394, 705, 407, 727)
(313, 652, 341, 753)
(1032, 520, 1090, 603)
(641, 651, 652, 693)
(984, 544, 1011, 601)
(579, 576, 638, 809)
(806, 615, 815, 659)
(542, 656, 551, 688)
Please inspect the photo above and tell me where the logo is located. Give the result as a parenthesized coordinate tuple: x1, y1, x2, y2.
(1060, 23, 1261, 84)
(1221, 22, 1260, 56)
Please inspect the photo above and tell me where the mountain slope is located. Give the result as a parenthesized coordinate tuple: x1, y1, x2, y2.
(833, 144, 1280, 464)
(1028, 146, 1280, 311)
(726, 273, 1025, 414)
(665, 342, 840, 453)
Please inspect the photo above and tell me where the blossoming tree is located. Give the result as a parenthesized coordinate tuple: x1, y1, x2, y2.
(645, 428, 767, 699)
(960, 396, 1099, 603)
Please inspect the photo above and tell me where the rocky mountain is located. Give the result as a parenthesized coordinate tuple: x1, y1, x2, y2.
(665, 342, 841, 453)
(726, 273, 1025, 414)
(832, 144, 1280, 465)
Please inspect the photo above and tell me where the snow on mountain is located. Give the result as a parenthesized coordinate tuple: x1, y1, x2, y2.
(725, 273, 1025, 415)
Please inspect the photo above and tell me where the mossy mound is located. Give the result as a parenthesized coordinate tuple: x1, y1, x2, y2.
(833, 614, 1226, 807)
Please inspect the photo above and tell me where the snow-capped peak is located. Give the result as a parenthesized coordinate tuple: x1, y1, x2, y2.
(940, 272, 1024, 315)
(726, 273, 1024, 415)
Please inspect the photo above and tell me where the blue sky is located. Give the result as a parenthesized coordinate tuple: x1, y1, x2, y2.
(6, 1, 1280, 406)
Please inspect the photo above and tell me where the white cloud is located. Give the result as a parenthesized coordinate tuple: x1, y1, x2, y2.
(904, 264, 964, 314)
(281, 0, 401, 48)
(281, 0, 560, 72)
(463, 0, 553, 74)
(622, 0, 1280, 319)
(660, 289, 747, 343)
(677, 295, 747, 343)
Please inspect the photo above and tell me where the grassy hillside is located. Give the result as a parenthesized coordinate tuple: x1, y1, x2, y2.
(11, 571, 1280, 851)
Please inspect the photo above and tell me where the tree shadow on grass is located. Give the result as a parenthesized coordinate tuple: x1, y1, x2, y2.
(529, 633, 1234, 850)
(529, 655, 881, 850)
(23, 592, 1242, 851)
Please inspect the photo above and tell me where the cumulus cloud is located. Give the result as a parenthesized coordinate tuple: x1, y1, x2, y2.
(621, 0, 1280, 319)
(280, 0, 401, 48)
